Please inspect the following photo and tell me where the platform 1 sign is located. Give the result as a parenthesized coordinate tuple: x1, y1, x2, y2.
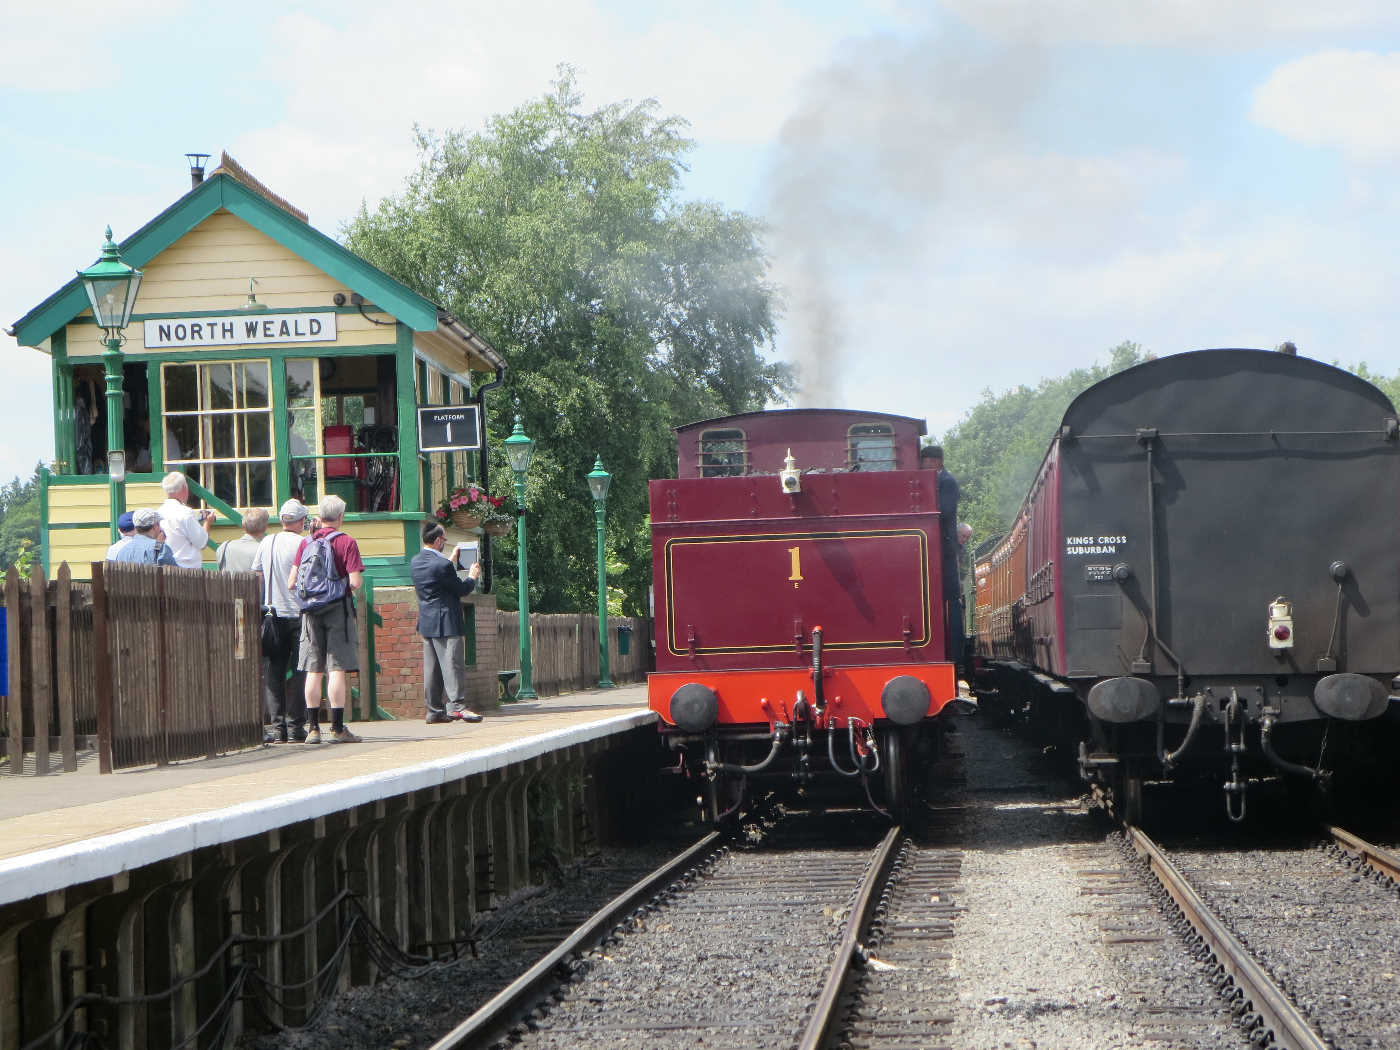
(417, 404, 481, 452)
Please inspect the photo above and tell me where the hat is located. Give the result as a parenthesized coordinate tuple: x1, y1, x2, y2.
(117, 511, 136, 533)
(133, 508, 158, 529)
(279, 499, 309, 521)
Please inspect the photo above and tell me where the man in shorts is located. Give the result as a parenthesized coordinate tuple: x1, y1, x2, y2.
(287, 494, 363, 744)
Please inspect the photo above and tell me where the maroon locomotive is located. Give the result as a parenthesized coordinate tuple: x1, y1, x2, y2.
(648, 408, 960, 819)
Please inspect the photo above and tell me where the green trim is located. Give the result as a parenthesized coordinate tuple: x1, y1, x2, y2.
(11, 173, 440, 347)
(47, 472, 164, 486)
(65, 343, 399, 364)
(51, 330, 73, 471)
(271, 358, 290, 506)
(46, 521, 112, 531)
(39, 468, 50, 576)
(343, 510, 427, 522)
(401, 329, 423, 514)
(147, 365, 163, 469)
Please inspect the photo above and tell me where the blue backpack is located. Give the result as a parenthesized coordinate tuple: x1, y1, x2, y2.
(294, 531, 349, 612)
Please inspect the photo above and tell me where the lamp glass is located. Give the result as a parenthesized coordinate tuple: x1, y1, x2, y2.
(504, 417, 535, 475)
(77, 228, 143, 332)
(586, 456, 611, 503)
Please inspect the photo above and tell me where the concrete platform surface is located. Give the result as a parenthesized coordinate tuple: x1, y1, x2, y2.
(0, 683, 654, 905)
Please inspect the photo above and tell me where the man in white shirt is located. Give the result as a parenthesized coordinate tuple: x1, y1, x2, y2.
(157, 471, 213, 569)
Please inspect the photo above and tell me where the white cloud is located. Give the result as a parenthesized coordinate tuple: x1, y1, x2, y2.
(227, 0, 843, 230)
(937, 0, 1400, 46)
(0, 0, 185, 92)
(1251, 50, 1400, 161)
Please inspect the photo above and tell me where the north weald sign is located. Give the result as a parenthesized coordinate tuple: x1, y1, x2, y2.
(417, 404, 482, 452)
(143, 312, 337, 348)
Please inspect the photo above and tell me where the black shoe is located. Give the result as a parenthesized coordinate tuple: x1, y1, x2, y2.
(263, 726, 280, 744)
(291, 724, 307, 742)
(426, 712, 452, 724)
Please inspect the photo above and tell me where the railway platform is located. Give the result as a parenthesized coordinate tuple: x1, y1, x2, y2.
(0, 683, 660, 1050)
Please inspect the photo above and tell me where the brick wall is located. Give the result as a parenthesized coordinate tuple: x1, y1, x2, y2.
(372, 586, 501, 721)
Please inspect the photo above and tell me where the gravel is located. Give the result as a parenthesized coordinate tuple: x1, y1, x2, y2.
(940, 713, 1249, 1050)
(1167, 841, 1400, 1049)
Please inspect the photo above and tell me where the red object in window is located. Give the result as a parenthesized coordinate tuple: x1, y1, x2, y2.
(1274, 625, 1291, 641)
(324, 426, 354, 478)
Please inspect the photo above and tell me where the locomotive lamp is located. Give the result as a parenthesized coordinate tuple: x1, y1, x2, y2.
(779, 448, 801, 494)
(77, 228, 143, 542)
(504, 416, 537, 699)
(586, 455, 614, 688)
(1267, 597, 1294, 651)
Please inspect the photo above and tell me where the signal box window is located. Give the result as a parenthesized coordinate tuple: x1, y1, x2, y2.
(700, 429, 747, 477)
(849, 423, 896, 471)
(162, 361, 274, 506)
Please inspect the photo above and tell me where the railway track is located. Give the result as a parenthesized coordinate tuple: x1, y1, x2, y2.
(1125, 822, 1400, 1050)
(428, 814, 928, 1050)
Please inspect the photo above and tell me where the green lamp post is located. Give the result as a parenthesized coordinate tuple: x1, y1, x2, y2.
(77, 228, 143, 542)
(504, 416, 537, 700)
(586, 455, 613, 688)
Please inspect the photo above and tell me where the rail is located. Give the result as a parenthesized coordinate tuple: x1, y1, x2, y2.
(1329, 825, 1400, 882)
(797, 824, 903, 1050)
(428, 831, 723, 1050)
(1125, 826, 1328, 1050)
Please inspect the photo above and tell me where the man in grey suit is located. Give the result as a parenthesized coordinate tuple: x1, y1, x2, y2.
(411, 519, 485, 724)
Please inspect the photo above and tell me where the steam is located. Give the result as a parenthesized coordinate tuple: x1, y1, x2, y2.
(765, 32, 1043, 408)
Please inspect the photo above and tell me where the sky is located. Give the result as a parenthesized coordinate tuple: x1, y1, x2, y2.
(5, 0, 1400, 481)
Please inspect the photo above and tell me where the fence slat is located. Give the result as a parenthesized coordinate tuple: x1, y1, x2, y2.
(56, 564, 76, 771)
(5, 568, 22, 771)
(92, 563, 114, 773)
(29, 567, 51, 775)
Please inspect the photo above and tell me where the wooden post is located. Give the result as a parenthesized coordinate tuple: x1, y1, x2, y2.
(92, 562, 115, 774)
(154, 567, 170, 767)
(5, 568, 22, 772)
(56, 563, 77, 772)
(29, 566, 51, 775)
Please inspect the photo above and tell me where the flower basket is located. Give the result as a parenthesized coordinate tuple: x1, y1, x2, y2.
(437, 484, 506, 530)
(482, 518, 512, 537)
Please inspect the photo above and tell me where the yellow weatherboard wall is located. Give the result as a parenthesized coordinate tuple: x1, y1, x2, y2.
(62, 211, 393, 358)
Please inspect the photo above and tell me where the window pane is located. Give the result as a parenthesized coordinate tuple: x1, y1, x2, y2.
(243, 462, 273, 506)
(209, 414, 236, 459)
(286, 360, 315, 407)
(163, 365, 198, 412)
(289, 408, 317, 455)
(240, 362, 269, 408)
(243, 414, 271, 458)
(850, 425, 895, 471)
(207, 363, 234, 410)
(342, 396, 366, 431)
(321, 395, 338, 425)
(165, 416, 199, 462)
(212, 462, 237, 505)
(700, 429, 746, 478)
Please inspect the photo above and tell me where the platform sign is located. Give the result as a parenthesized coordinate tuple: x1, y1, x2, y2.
(417, 404, 481, 453)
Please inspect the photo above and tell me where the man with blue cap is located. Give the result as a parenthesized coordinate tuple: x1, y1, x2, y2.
(105, 511, 137, 560)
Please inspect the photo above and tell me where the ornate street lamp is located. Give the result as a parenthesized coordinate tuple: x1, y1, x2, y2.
(586, 455, 613, 688)
(503, 416, 537, 700)
(77, 228, 143, 541)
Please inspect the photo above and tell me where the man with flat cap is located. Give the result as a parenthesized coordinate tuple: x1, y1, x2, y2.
(411, 519, 485, 724)
(109, 509, 178, 566)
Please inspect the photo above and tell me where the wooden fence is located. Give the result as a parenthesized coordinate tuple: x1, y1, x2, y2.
(2, 562, 262, 774)
(494, 612, 651, 697)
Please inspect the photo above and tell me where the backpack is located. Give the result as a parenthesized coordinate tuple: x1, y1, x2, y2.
(294, 531, 349, 612)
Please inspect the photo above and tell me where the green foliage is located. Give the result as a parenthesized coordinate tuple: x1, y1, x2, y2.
(345, 70, 790, 614)
(937, 341, 1150, 551)
(0, 466, 42, 575)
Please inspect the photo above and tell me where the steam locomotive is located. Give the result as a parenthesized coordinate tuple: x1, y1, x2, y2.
(647, 409, 960, 820)
(973, 349, 1400, 822)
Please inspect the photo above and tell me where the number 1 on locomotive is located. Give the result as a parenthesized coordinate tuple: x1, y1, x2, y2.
(788, 546, 803, 588)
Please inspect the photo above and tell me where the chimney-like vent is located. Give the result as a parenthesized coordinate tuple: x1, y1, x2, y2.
(185, 153, 211, 188)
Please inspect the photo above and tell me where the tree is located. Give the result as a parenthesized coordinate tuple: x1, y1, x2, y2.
(0, 465, 42, 573)
(345, 70, 790, 613)
(937, 341, 1150, 552)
